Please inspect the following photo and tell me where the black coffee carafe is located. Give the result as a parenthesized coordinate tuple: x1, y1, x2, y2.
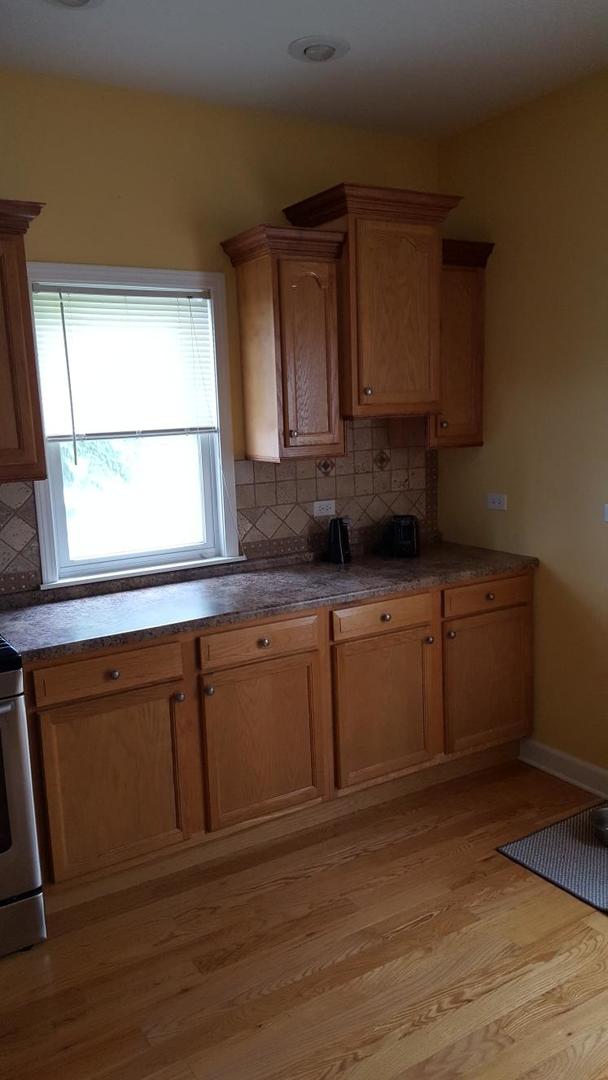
(327, 517, 351, 564)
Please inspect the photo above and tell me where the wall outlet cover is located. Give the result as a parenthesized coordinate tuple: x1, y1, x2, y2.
(487, 493, 508, 511)
(313, 499, 336, 518)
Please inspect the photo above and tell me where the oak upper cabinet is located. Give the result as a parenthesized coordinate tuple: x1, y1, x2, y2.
(222, 225, 344, 461)
(0, 199, 46, 482)
(201, 650, 328, 830)
(443, 590, 532, 754)
(39, 681, 189, 882)
(333, 616, 443, 789)
(284, 184, 460, 418)
(431, 239, 494, 448)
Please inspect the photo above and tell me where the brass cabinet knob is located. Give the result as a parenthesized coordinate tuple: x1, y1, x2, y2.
(447, 630, 457, 639)
(258, 637, 271, 648)
(363, 386, 373, 397)
(174, 691, 186, 703)
(440, 420, 449, 429)
(425, 635, 435, 645)
(380, 612, 392, 623)
(204, 686, 215, 697)
(289, 429, 299, 438)
(109, 669, 121, 680)
(486, 592, 496, 601)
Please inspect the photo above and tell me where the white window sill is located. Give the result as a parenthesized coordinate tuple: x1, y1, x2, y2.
(40, 554, 247, 591)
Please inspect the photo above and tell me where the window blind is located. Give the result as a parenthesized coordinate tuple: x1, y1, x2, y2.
(32, 288, 218, 439)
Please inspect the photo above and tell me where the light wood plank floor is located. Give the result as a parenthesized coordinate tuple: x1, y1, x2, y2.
(1, 762, 606, 1080)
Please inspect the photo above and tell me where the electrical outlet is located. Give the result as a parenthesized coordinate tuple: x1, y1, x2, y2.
(313, 499, 336, 518)
(487, 493, 508, 511)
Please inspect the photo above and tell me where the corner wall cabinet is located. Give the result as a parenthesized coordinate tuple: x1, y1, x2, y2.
(26, 572, 533, 886)
(431, 239, 494, 448)
(222, 225, 344, 461)
(283, 183, 461, 418)
(0, 198, 46, 482)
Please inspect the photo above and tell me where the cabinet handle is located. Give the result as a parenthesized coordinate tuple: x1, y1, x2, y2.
(486, 592, 496, 601)
(174, 691, 186, 703)
(204, 686, 215, 697)
(440, 420, 449, 429)
(363, 386, 373, 397)
(289, 429, 299, 438)
(424, 635, 435, 645)
(258, 637, 271, 648)
(447, 630, 457, 639)
(109, 669, 121, 680)
(380, 612, 392, 623)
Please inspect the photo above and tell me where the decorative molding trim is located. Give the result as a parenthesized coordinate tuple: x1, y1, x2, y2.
(284, 183, 461, 228)
(222, 224, 345, 265)
(0, 199, 44, 236)
(520, 738, 608, 798)
(442, 239, 495, 268)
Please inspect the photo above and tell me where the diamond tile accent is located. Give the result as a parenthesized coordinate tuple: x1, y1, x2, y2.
(316, 458, 335, 476)
(256, 508, 282, 538)
(374, 450, 391, 471)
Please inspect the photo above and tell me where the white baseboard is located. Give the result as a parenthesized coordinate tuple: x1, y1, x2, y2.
(520, 738, 608, 799)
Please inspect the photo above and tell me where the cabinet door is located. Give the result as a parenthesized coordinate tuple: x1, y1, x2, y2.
(435, 265, 483, 446)
(0, 234, 46, 481)
(334, 627, 442, 789)
(444, 606, 532, 753)
(40, 683, 188, 881)
(202, 652, 327, 830)
(355, 219, 440, 413)
(278, 258, 342, 453)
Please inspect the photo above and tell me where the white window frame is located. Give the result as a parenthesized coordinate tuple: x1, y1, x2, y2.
(28, 262, 242, 587)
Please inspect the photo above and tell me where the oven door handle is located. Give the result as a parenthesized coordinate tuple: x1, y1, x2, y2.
(0, 700, 15, 716)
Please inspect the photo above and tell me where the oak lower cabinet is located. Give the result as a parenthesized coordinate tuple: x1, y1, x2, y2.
(443, 604, 532, 753)
(333, 626, 443, 789)
(40, 682, 189, 881)
(202, 651, 328, 830)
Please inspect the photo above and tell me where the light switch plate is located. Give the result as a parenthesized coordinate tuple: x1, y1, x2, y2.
(487, 493, 508, 511)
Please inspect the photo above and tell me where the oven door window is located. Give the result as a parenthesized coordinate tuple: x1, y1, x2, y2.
(0, 735, 12, 855)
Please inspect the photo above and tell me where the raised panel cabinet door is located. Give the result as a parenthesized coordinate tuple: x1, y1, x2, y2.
(333, 626, 443, 789)
(0, 234, 46, 481)
(40, 683, 188, 881)
(278, 258, 342, 451)
(444, 605, 532, 753)
(435, 266, 483, 446)
(355, 219, 440, 412)
(202, 652, 327, 830)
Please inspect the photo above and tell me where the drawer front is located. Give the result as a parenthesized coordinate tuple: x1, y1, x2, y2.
(33, 642, 184, 708)
(443, 575, 531, 619)
(332, 593, 432, 642)
(199, 615, 320, 670)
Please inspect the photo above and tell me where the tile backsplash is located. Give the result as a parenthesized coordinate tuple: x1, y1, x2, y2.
(0, 418, 437, 603)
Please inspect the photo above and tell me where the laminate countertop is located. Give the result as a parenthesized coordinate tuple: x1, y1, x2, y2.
(0, 543, 538, 663)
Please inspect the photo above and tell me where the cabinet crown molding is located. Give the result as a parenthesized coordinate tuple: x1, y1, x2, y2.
(222, 224, 345, 266)
(0, 198, 45, 236)
(442, 239, 495, 268)
(283, 183, 461, 227)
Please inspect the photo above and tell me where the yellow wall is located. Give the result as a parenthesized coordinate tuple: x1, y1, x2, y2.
(438, 72, 608, 765)
(0, 68, 437, 457)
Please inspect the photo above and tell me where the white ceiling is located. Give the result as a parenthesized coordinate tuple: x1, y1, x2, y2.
(1, 0, 607, 134)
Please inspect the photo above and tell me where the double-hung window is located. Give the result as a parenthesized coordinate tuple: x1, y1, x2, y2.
(29, 264, 238, 585)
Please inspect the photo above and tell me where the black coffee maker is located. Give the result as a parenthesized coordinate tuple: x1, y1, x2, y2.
(327, 517, 351, 564)
(382, 514, 419, 558)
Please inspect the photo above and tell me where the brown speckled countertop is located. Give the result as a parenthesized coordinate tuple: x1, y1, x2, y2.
(0, 543, 538, 663)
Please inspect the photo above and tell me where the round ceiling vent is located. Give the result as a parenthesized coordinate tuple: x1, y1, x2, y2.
(288, 36, 350, 63)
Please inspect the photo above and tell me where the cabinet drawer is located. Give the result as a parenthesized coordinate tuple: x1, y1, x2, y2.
(199, 615, 320, 670)
(33, 642, 184, 708)
(443, 575, 531, 619)
(332, 593, 432, 642)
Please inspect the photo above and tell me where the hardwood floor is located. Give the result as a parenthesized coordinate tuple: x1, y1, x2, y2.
(1, 762, 605, 1080)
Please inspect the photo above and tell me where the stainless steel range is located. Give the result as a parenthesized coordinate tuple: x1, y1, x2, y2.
(0, 635, 46, 958)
